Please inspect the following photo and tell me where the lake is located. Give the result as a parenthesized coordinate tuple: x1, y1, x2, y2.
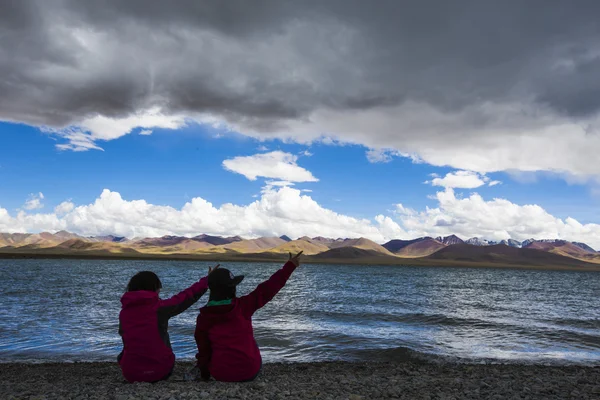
(1, 259, 599, 364)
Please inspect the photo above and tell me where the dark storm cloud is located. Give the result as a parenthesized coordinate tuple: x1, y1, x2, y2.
(2, 0, 600, 127)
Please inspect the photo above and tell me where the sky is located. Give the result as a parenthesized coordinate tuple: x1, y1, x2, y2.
(2, 1, 600, 248)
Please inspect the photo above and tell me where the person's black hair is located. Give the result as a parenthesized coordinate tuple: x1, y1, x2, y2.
(208, 286, 236, 302)
(127, 271, 162, 292)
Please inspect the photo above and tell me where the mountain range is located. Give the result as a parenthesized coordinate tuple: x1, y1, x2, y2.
(1, 231, 599, 271)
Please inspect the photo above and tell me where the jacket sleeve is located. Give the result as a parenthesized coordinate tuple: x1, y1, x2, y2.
(157, 276, 209, 319)
(239, 261, 298, 318)
(194, 315, 211, 380)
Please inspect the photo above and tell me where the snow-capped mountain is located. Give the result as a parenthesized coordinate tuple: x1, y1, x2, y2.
(435, 234, 465, 245)
(465, 237, 492, 246)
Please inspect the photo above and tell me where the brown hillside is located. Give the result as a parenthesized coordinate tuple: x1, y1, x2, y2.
(220, 237, 287, 253)
(395, 238, 446, 257)
(192, 234, 243, 246)
(0, 233, 33, 246)
(132, 236, 189, 248)
(18, 233, 67, 248)
(312, 246, 393, 259)
(327, 237, 394, 255)
(266, 238, 330, 255)
(383, 238, 426, 253)
(142, 239, 214, 254)
(53, 239, 139, 254)
(579, 253, 600, 264)
(524, 240, 594, 259)
(425, 243, 594, 268)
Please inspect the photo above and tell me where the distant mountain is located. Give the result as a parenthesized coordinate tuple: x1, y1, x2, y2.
(465, 237, 492, 246)
(508, 239, 522, 248)
(1, 230, 599, 270)
(192, 234, 242, 246)
(90, 235, 128, 243)
(133, 235, 189, 247)
(266, 237, 330, 255)
(523, 240, 595, 259)
(435, 235, 464, 245)
(395, 238, 446, 257)
(52, 239, 140, 255)
(521, 238, 536, 247)
(220, 237, 287, 253)
(572, 242, 596, 253)
(0, 233, 34, 247)
(425, 243, 596, 269)
(312, 246, 394, 260)
(0, 231, 86, 249)
(382, 238, 426, 253)
(326, 237, 394, 255)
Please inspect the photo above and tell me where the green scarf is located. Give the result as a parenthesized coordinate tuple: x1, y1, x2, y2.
(206, 299, 232, 307)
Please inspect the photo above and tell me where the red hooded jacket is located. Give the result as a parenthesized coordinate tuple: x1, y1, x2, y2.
(194, 261, 298, 382)
(118, 277, 208, 383)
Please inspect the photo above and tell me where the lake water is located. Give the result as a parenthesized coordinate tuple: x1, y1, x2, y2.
(1, 259, 599, 365)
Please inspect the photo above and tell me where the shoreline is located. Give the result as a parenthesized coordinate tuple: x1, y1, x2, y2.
(1, 251, 599, 272)
(1, 361, 599, 399)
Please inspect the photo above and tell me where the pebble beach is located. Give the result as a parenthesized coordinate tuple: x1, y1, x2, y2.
(2, 361, 599, 400)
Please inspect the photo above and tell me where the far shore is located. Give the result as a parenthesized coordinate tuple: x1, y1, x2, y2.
(1, 360, 599, 399)
(1, 250, 600, 271)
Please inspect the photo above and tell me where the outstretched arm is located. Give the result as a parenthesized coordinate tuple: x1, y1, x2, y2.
(157, 264, 219, 318)
(239, 252, 302, 317)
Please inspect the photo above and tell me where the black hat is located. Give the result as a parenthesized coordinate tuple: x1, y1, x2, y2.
(208, 268, 244, 289)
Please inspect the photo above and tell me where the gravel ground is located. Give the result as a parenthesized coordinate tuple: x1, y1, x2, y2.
(1, 361, 599, 399)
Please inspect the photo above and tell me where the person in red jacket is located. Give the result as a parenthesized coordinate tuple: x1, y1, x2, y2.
(193, 252, 303, 382)
(118, 265, 219, 383)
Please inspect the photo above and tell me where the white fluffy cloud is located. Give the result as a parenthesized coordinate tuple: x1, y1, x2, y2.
(0, 188, 401, 242)
(55, 201, 75, 215)
(427, 170, 500, 189)
(44, 108, 187, 151)
(2, 186, 600, 249)
(396, 188, 600, 249)
(23, 193, 44, 210)
(222, 151, 318, 182)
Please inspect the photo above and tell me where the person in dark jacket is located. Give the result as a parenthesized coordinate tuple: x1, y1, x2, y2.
(194, 252, 303, 382)
(118, 265, 219, 383)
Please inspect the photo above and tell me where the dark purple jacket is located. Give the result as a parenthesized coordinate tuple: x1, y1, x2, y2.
(118, 277, 208, 382)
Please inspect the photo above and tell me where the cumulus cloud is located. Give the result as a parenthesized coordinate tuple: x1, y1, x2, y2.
(427, 170, 502, 189)
(3, 186, 600, 248)
(23, 193, 44, 210)
(44, 109, 186, 150)
(55, 201, 74, 215)
(396, 188, 600, 249)
(3, 1, 600, 177)
(223, 151, 318, 182)
(261, 180, 295, 194)
(366, 149, 400, 163)
(0, 188, 403, 242)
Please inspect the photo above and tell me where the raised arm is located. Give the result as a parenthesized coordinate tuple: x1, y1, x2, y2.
(239, 252, 302, 318)
(157, 264, 219, 318)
